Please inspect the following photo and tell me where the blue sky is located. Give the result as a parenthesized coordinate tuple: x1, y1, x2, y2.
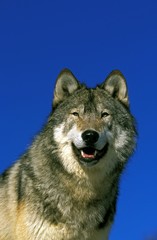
(0, 0, 157, 239)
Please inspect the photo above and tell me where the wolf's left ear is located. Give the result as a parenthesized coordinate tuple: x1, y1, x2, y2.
(53, 69, 80, 108)
(100, 70, 129, 107)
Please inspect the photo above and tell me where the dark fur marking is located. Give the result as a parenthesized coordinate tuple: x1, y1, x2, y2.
(83, 90, 96, 113)
(17, 154, 35, 203)
(98, 205, 116, 229)
(17, 165, 23, 202)
(0, 169, 9, 181)
(42, 200, 63, 225)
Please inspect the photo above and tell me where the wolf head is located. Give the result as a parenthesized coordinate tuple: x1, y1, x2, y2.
(49, 69, 136, 172)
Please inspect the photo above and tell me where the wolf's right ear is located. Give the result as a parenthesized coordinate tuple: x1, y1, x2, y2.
(53, 69, 80, 108)
(99, 70, 129, 107)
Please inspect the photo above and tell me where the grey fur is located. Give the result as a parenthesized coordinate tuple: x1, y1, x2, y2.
(0, 69, 137, 240)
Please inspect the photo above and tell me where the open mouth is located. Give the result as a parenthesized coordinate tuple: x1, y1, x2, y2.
(72, 144, 109, 167)
(81, 147, 97, 159)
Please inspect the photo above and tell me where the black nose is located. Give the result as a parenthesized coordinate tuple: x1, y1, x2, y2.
(82, 130, 99, 145)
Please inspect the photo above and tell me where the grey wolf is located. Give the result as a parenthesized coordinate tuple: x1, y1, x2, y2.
(0, 69, 137, 240)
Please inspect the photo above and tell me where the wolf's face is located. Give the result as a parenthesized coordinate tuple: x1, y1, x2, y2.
(51, 69, 136, 171)
(59, 89, 114, 167)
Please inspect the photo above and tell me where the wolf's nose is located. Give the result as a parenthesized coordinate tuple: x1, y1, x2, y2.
(82, 130, 99, 145)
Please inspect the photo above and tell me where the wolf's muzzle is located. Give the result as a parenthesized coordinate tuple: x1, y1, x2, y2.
(72, 129, 109, 167)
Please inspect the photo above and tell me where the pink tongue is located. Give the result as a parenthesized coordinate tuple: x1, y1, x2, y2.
(81, 151, 95, 159)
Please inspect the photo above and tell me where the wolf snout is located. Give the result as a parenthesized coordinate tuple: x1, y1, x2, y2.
(82, 130, 99, 145)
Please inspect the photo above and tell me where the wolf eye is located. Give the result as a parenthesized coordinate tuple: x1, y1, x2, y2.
(71, 112, 79, 117)
(101, 111, 109, 118)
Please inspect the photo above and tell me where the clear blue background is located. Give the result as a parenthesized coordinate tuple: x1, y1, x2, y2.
(0, 0, 157, 239)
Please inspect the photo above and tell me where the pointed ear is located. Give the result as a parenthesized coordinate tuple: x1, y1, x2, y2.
(100, 70, 129, 107)
(53, 69, 80, 108)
